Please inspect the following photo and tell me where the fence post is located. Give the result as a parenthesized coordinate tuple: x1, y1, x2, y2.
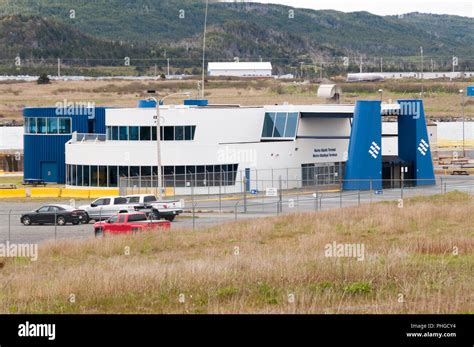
(8, 209, 12, 242)
(339, 181, 342, 208)
(192, 202, 195, 231)
(243, 178, 247, 213)
(358, 190, 361, 206)
(219, 183, 222, 213)
(54, 209, 57, 241)
(440, 176, 443, 194)
(278, 176, 282, 214)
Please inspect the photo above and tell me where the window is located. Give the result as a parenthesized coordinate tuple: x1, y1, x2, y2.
(175, 126, 184, 141)
(127, 196, 140, 203)
(109, 215, 118, 223)
(119, 126, 128, 140)
(118, 215, 126, 223)
(59, 118, 71, 134)
(114, 197, 127, 205)
(111, 126, 119, 140)
(37, 118, 47, 134)
(93, 198, 110, 206)
(83, 165, 90, 187)
(27, 118, 36, 134)
(38, 206, 50, 213)
(108, 166, 118, 187)
(98, 166, 107, 187)
(140, 126, 151, 141)
(151, 127, 157, 141)
(119, 166, 129, 178)
(91, 166, 98, 187)
(47, 118, 58, 134)
(284, 112, 298, 137)
(77, 165, 83, 186)
(262, 112, 298, 139)
(129, 126, 139, 141)
(274, 112, 287, 137)
(164, 126, 174, 141)
(262, 112, 276, 137)
(144, 195, 156, 203)
(128, 214, 147, 222)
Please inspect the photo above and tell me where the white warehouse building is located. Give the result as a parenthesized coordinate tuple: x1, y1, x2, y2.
(208, 62, 272, 77)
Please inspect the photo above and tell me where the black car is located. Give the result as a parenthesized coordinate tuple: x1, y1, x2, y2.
(20, 204, 88, 226)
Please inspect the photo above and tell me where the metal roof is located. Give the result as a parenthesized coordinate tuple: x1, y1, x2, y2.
(208, 62, 272, 71)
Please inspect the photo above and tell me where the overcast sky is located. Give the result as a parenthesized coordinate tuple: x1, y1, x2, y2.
(249, 0, 474, 17)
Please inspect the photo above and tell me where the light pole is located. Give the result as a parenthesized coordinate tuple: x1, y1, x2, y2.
(459, 89, 465, 157)
(147, 91, 191, 200)
(378, 89, 383, 102)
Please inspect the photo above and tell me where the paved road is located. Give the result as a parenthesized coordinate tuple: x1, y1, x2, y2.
(0, 176, 473, 244)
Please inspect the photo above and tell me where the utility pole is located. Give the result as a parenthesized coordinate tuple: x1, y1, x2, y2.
(420, 47, 424, 97)
(201, 0, 209, 99)
(167, 58, 170, 76)
(57, 58, 61, 78)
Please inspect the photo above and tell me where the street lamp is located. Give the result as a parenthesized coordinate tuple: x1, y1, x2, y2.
(459, 89, 465, 157)
(147, 91, 192, 200)
(378, 89, 383, 102)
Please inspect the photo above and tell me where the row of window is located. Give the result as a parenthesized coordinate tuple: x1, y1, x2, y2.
(24, 117, 72, 135)
(106, 126, 196, 141)
(66, 164, 239, 187)
(261, 112, 299, 139)
(301, 162, 345, 186)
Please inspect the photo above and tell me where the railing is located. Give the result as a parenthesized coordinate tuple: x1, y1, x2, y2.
(71, 132, 106, 143)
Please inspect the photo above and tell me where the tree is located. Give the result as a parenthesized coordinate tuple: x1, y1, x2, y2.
(37, 73, 50, 84)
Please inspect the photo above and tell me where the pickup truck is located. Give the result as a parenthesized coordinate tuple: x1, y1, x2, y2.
(78, 196, 137, 222)
(93, 212, 171, 236)
(126, 194, 184, 222)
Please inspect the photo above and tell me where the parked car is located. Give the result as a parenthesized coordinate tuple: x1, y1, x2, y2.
(126, 194, 184, 221)
(78, 196, 137, 222)
(21, 205, 88, 226)
(93, 212, 171, 236)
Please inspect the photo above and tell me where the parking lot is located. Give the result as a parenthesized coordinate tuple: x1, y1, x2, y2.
(1, 175, 473, 244)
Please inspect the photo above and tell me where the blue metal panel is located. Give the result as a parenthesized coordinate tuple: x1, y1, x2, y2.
(138, 99, 157, 108)
(184, 99, 208, 106)
(24, 135, 70, 183)
(343, 101, 382, 190)
(467, 86, 474, 97)
(40, 162, 58, 182)
(397, 100, 435, 186)
(23, 107, 108, 183)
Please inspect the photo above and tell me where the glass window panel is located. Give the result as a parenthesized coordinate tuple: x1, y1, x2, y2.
(47, 118, 58, 134)
(119, 166, 129, 178)
(175, 126, 184, 141)
(185, 126, 192, 140)
(27, 118, 36, 134)
(59, 118, 71, 134)
(141, 166, 151, 187)
(140, 126, 151, 141)
(119, 126, 128, 140)
(261, 113, 276, 137)
(71, 165, 77, 186)
(77, 165, 83, 186)
(90, 166, 98, 187)
(273, 112, 287, 138)
(191, 126, 196, 140)
(37, 118, 47, 134)
(112, 126, 119, 140)
(83, 165, 90, 187)
(129, 126, 139, 141)
(98, 166, 107, 187)
(108, 166, 118, 187)
(151, 126, 157, 141)
(174, 166, 185, 187)
(164, 126, 174, 141)
(284, 112, 298, 137)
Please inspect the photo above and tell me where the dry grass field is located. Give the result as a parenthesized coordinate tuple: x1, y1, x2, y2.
(0, 191, 472, 314)
(0, 78, 473, 124)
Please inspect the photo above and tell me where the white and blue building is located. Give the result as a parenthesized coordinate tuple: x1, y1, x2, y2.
(23, 98, 435, 193)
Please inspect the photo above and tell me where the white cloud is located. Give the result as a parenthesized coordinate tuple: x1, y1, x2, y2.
(240, 0, 474, 18)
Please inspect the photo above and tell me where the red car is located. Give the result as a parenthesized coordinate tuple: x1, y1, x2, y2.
(94, 212, 171, 236)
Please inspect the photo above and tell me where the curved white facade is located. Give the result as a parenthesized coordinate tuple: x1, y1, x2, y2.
(65, 103, 356, 194)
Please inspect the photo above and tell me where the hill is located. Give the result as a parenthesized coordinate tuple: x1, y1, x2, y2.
(0, 1, 472, 72)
